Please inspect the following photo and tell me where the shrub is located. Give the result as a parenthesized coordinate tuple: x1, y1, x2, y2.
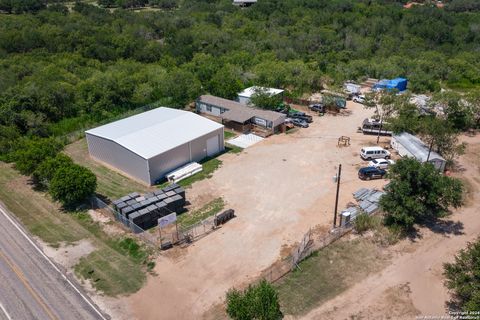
(13, 137, 63, 175)
(33, 154, 73, 187)
(49, 163, 97, 208)
(226, 279, 283, 320)
(444, 238, 480, 311)
(354, 213, 378, 234)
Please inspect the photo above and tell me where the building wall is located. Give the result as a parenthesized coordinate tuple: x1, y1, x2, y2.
(196, 101, 223, 117)
(147, 127, 225, 184)
(86, 133, 150, 184)
(148, 143, 191, 185)
(237, 96, 250, 105)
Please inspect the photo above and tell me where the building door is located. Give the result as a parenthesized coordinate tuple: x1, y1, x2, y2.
(206, 135, 220, 157)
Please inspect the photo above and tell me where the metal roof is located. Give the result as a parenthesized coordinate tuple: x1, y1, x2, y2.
(393, 132, 445, 163)
(85, 107, 223, 159)
(237, 86, 284, 98)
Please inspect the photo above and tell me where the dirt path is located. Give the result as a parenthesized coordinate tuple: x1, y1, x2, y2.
(303, 135, 480, 320)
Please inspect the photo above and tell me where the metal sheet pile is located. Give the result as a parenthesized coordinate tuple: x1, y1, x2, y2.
(340, 188, 385, 226)
(112, 184, 186, 230)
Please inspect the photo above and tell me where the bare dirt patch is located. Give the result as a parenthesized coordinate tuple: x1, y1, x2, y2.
(127, 101, 389, 319)
(303, 135, 480, 319)
(43, 239, 96, 269)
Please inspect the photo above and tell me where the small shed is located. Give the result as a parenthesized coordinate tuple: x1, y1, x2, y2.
(237, 86, 284, 106)
(391, 132, 446, 171)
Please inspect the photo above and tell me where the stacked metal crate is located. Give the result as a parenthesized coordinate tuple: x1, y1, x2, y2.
(112, 184, 186, 230)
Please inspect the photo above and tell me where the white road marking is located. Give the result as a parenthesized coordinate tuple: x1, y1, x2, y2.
(0, 204, 107, 320)
(0, 302, 12, 320)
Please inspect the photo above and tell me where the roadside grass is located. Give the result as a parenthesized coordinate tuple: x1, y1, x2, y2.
(64, 139, 152, 200)
(275, 238, 389, 316)
(0, 162, 153, 296)
(178, 197, 225, 228)
(0, 163, 88, 246)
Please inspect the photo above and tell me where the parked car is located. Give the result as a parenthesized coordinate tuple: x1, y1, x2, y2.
(275, 107, 289, 114)
(353, 94, 366, 104)
(368, 158, 395, 169)
(358, 167, 387, 180)
(360, 146, 391, 160)
(290, 112, 313, 123)
(309, 104, 325, 113)
(288, 111, 306, 117)
(291, 118, 309, 128)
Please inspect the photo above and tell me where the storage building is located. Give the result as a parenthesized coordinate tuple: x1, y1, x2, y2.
(391, 132, 446, 171)
(237, 86, 284, 105)
(85, 107, 224, 185)
(196, 95, 286, 135)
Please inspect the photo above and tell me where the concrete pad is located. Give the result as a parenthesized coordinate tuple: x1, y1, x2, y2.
(227, 134, 264, 148)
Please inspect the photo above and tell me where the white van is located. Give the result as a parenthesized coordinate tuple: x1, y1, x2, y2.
(360, 146, 391, 160)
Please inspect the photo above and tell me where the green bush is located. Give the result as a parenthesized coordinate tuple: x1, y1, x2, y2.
(354, 213, 378, 234)
(33, 154, 73, 187)
(226, 279, 283, 320)
(444, 238, 480, 311)
(49, 163, 97, 208)
(380, 158, 463, 231)
(13, 138, 63, 175)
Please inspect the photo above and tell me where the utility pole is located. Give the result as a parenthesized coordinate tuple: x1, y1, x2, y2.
(333, 164, 342, 228)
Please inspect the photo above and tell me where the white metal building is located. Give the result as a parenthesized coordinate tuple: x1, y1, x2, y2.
(391, 132, 446, 172)
(237, 86, 284, 105)
(85, 107, 224, 185)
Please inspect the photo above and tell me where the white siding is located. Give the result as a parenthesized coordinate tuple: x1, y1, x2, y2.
(238, 96, 250, 105)
(86, 133, 150, 184)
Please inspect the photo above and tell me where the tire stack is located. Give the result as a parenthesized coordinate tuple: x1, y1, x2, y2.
(112, 184, 186, 231)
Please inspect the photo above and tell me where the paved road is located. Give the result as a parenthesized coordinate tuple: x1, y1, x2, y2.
(0, 203, 108, 320)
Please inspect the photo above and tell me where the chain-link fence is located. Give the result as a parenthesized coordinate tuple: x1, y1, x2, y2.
(262, 225, 354, 283)
(90, 196, 158, 246)
(90, 196, 220, 248)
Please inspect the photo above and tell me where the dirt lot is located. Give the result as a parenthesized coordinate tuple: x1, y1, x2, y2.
(127, 101, 387, 319)
(302, 135, 480, 319)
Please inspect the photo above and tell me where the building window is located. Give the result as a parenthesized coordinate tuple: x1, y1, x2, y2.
(206, 105, 212, 112)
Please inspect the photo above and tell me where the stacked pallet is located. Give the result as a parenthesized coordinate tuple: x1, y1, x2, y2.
(112, 184, 186, 230)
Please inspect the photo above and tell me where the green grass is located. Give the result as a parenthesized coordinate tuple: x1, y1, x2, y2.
(64, 139, 153, 200)
(75, 246, 147, 296)
(178, 197, 225, 228)
(0, 163, 88, 246)
(275, 238, 388, 316)
(0, 163, 153, 296)
(175, 157, 222, 188)
(226, 143, 243, 154)
(224, 130, 237, 140)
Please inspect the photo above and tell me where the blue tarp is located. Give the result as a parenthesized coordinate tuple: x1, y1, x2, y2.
(374, 77, 407, 92)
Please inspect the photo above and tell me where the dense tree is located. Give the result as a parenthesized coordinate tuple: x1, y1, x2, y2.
(49, 163, 97, 207)
(380, 158, 463, 231)
(249, 88, 283, 110)
(0, 1, 479, 161)
(33, 153, 73, 187)
(208, 64, 243, 100)
(12, 137, 63, 175)
(444, 238, 480, 311)
(226, 279, 283, 320)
